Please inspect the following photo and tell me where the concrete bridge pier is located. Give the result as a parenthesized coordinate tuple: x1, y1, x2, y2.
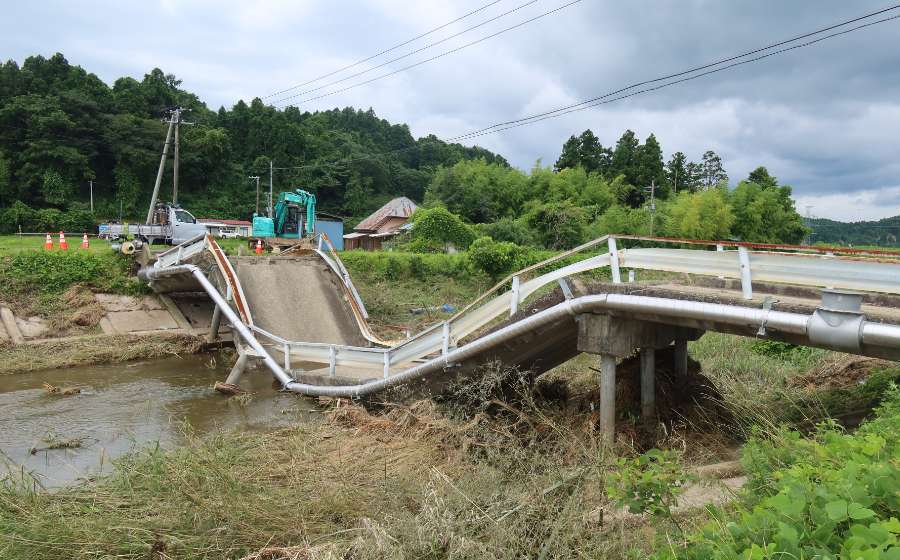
(577, 314, 703, 444)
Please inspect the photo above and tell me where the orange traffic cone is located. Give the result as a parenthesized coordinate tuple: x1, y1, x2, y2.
(59, 231, 68, 250)
(81, 233, 89, 249)
(44, 233, 53, 250)
(254, 239, 264, 255)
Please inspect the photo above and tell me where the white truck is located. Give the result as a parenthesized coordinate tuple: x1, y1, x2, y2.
(98, 203, 209, 245)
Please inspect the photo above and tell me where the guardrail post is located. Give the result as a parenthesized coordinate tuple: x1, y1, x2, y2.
(716, 244, 725, 279)
(283, 343, 291, 372)
(628, 269, 635, 283)
(442, 321, 451, 356)
(329, 345, 337, 377)
(608, 237, 621, 284)
(738, 246, 753, 300)
(557, 278, 574, 299)
(383, 351, 390, 379)
(510, 276, 520, 316)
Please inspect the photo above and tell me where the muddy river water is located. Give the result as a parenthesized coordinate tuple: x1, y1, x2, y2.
(0, 354, 316, 488)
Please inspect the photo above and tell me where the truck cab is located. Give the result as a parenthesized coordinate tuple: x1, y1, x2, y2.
(98, 203, 209, 245)
(163, 205, 207, 244)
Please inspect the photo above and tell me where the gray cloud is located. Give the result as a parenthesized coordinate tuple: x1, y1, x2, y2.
(1, 0, 899, 219)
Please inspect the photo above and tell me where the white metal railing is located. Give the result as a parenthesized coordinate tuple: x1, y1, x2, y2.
(156, 234, 900, 381)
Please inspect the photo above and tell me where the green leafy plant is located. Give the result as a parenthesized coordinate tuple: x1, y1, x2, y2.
(606, 449, 694, 525)
(466, 236, 526, 279)
(750, 339, 813, 362)
(657, 386, 900, 559)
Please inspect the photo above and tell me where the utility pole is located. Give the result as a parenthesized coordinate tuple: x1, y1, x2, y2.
(673, 167, 678, 195)
(268, 159, 274, 217)
(146, 111, 176, 224)
(89, 179, 94, 213)
(645, 180, 657, 237)
(171, 108, 194, 206)
(249, 175, 261, 215)
(173, 109, 180, 205)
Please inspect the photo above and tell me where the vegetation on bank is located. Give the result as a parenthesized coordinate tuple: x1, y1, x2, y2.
(659, 388, 900, 559)
(1, 342, 896, 559)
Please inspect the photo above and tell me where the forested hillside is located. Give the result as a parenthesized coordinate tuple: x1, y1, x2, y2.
(0, 53, 816, 249)
(0, 53, 503, 231)
(808, 215, 900, 246)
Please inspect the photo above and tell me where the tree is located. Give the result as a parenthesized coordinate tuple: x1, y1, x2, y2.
(700, 150, 728, 190)
(525, 200, 587, 249)
(665, 152, 700, 194)
(633, 133, 668, 198)
(592, 205, 651, 236)
(664, 189, 734, 239)
(610, 129, 639, 181)
(747, 166, 778, 188)
(41, 170, 72, 206)
(425, 158, 530, 223)
(730, 180, 807, 243)
(0, 151, 11, 206)
(554, 129, 612, 174)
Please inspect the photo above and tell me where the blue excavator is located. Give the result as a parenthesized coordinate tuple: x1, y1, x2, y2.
(251, 189, 317, 249)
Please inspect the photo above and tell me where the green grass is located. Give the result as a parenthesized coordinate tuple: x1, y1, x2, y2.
(0, 234, 111, 255)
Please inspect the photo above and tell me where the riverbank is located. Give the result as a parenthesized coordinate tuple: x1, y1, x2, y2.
(2, 364, 897, 559)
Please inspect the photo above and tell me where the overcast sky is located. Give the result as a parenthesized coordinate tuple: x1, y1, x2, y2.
(2, 0, 899, 221)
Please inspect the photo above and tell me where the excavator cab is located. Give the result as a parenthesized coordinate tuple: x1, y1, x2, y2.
(251, 188, 317, 243)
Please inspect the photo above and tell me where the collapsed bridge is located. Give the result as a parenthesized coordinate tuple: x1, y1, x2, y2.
(139, 233, 900, 442)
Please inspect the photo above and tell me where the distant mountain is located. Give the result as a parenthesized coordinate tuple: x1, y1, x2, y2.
(807, 215, 900, 247)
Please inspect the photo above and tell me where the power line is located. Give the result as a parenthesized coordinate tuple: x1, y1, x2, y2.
(448, 5, 900, 141)
(262, 4, 900, 174)
(270, 0, 539, 105)
(263, 0, 504, 100)
(275, 0, 583, 108)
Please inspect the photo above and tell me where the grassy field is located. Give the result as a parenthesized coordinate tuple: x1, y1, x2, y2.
(0, 234, 111, 255)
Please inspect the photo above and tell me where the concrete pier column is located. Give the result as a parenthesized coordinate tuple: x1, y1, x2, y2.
(206, 304, 223, 343)
(599, 353, 617, 444)
(640, 347, 656, 422)
(674, 339, 688, 377)
(225, 353, 249, 385)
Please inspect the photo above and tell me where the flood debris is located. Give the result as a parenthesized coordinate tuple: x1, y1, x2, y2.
(214, 381, 245, 395)
(42, 382, 81, 396)
(29, 435, 85, 454)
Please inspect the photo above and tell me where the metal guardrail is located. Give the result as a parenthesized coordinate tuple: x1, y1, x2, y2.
(152, 234, 900, 382)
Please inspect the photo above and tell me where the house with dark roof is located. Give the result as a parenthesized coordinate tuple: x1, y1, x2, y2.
(344, 197, 418, 251)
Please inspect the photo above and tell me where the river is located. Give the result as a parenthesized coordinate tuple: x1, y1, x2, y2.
(0, 354, 316, 488)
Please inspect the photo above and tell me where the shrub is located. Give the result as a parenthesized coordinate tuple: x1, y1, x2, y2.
(475, 217, 537, 246)
(408, 206, 475, 251)
(0, 201, 96, 234)
(467, 236, 526, 279)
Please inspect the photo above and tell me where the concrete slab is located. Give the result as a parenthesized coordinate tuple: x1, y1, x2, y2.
(105, 310, 179, 333)
(95, 294, 144, 312)
(15, 316, 49, 339)
(231, 256, 367, 347)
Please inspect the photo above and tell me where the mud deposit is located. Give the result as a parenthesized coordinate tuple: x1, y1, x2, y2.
(0, 355, 315, 488)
